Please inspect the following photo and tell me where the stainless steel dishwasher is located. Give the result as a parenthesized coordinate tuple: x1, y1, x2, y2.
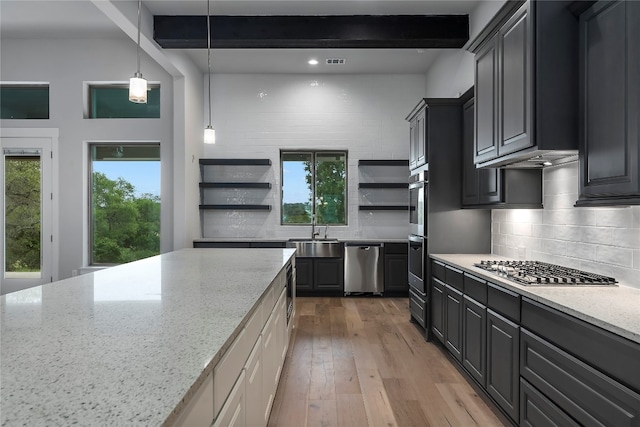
(344, 243, 384, 295)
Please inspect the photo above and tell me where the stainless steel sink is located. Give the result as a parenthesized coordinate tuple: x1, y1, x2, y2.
(287, 239, 341, 258)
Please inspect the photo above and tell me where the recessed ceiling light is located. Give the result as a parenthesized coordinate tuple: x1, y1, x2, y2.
(308, 59, 319, 65)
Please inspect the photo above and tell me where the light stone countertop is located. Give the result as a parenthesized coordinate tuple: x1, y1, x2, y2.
(430, 254, 640, 344)
(194, 237, 409, 243)
(0, 248, 295, 427)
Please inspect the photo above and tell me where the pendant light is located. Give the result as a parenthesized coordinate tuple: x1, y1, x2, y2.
(203, 0, 216, 144)
(129, 0, 147, 103)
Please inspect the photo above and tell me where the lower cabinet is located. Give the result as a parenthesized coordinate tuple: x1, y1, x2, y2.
(384, 243, 409, 295)
(173, 266, 290, 427)
(431, 278, 445, 343)
(487, 309, 520, 422)
(520, 378, 579, 427)
(462, 296, 486, 387)
(296, 257, 343, 295)
(444, 285, 463, 362)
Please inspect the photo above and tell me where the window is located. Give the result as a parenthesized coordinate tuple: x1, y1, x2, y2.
(88, 84, 160, 118)
(281, 151, 347, 225)
(90, 144, 161, 265)
(0, 83, 49, 119)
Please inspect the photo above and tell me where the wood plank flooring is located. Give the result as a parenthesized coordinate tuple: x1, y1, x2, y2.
(268, 297, 508, 427)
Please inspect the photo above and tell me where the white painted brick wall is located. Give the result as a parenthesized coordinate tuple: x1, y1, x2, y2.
(492, 162, 640, 289)
(202, 74, 425, 240)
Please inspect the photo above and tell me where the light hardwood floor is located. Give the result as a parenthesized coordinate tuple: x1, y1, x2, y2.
(268, 297, 508, 427)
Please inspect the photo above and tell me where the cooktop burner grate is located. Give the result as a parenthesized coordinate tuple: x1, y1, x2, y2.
(474, 260, 618, 286)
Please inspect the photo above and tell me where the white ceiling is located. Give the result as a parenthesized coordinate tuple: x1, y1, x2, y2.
(0, 0, 480, 74)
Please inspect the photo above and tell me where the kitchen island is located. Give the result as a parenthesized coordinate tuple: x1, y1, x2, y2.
(0, 248, 295, 426)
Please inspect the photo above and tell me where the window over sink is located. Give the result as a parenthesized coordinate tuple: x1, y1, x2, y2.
(280, 150, 347, 225)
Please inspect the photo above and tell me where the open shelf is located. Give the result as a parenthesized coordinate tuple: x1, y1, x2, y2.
(358, 183, 408, 189)
(358, 205, 409, 211)
(358, 160, 409, 166)
(199, 182, 272, 189)
(200, 204, 272, 211)
(199, 158, 272, 166)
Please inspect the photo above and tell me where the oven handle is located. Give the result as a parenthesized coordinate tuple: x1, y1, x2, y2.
(408, 235, 423, 244)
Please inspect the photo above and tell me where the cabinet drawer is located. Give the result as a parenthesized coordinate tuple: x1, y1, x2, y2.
(409, 288, 427, 328)
(521, 328, 640, 427)
(487, 282, 520, 322)
(213, 370, 246, 427)
(520, 378, 579, 427)
(463, 273, 487, 304)
(432, 260, 446, 281)
(214, 329, 250, 419)
(173, 372, 214, 427)
(244, 304, 263, 353)
(385, 242, 407, 255)
(444, 265, 463, 291)
(522, 297, 640, 393)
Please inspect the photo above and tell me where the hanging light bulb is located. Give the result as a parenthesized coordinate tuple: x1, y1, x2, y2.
(204, 0, 215, 144)
(129, 0, 147, 103)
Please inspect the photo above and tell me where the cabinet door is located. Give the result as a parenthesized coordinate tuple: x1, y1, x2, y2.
(463, 296, 487, 387)
(409, 117, 417, 169)
(295, 258, 313, 292)
(445, 285, 463, 362)
(478, 168, 502, 204)
(431, 277, 445, 344)
(314, 258, 343, 291)
(416, 107, 427, 167)
(245, 337, 264, 427)
(520, 378, 580, 427)
(579, 0, 640, 201)
(487, 309, 520, 422)
(384, 254, 408, 293)
(262, 311, 277, 425)
(475, 37, 499, 163)
(213, 371, 246, 427)
(498, 1, 532, 156)
(462, 97, 480, 205)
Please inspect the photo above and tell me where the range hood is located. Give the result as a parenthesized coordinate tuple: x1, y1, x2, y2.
(476, 148, 579, 169)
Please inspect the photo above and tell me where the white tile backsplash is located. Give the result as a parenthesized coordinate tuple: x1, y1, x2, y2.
(202, 73, 422, 240)
(492, 162, 640, 289)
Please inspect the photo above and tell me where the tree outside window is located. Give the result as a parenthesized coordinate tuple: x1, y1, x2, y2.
(281, 151, 347, 225)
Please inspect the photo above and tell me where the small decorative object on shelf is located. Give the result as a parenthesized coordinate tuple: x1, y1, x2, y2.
(358, 159, 409, 211)
(199, 158, 272, 211)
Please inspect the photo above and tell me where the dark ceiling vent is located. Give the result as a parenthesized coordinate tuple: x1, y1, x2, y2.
(325, 58, 346, 65)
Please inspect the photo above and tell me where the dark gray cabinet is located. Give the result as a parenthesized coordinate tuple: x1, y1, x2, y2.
(520, 378, 580, 427)
(296, 257, 343, 295)
(408, 104, 427, 170)
(384, 243, 408, 295)
(462, 91, 542, 208)
(576, 0, 640, 206)
(445, 285, 463, 362)
(487, 309, 520, 422)
(431, 277, 445, 344)
(463, 295, 487, 388)
(469, 0, 578, 168)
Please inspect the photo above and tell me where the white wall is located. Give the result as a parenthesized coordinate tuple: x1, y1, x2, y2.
(0, 37, 174, 279)
(203, 73, 425, 240)
(492, 163, 640, 289)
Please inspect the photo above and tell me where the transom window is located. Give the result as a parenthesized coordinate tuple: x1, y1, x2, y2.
(281, 151, 347, 225)
(88, 84, 160, 118)
(89, 144, 161, 265)
(0, 83, 49, 119)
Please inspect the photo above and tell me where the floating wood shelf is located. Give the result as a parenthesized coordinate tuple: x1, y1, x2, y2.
(199, 158, 272, 166)
(200, 204, 272, 210)
(358, 160, 409, 166)
(358, 183, 408, 189)
(200, 182, 272, 189)
(358, 205, 409, 211)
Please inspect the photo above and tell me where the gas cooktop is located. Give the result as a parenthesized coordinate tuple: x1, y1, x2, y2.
(474, 260, 618, 286)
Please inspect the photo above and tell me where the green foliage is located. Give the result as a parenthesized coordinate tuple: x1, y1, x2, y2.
(4, 157, 41, 272)
(92, 172, 160, 264)
(314, 159, 346, 224)
(282, 202, 311, 224)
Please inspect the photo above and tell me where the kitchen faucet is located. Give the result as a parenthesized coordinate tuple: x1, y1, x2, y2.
(323, 224, 329, 240)
(311, 214, 320, 240)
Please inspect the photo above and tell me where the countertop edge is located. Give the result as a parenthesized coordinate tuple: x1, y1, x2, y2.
(429, 253, 640, 345)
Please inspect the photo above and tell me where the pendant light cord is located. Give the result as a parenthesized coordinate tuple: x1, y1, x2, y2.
(136, 0, 142, 75)
(207, 0, 212, 128)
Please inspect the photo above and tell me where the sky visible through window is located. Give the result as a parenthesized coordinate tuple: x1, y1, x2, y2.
(93, 161, 160, 197)
(282, 161, 310, 204)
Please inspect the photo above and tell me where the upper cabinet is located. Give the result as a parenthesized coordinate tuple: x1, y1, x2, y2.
(462, 89, 543, 209)
(468, 1, 579, 168)
(407, 100, 427, 170)
(576, 0, 640, 206)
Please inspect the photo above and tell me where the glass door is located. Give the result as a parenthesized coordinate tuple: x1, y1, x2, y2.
(1, 137, 53, 294)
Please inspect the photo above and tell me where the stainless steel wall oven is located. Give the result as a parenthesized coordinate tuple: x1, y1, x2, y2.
(409, 170, 428, 237)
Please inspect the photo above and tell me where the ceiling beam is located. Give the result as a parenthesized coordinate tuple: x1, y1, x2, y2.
(153, 15, 469, 49)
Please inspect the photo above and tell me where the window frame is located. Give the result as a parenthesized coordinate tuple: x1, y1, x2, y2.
(280, 150, 348, 226)
(88, 142, 161, 266)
